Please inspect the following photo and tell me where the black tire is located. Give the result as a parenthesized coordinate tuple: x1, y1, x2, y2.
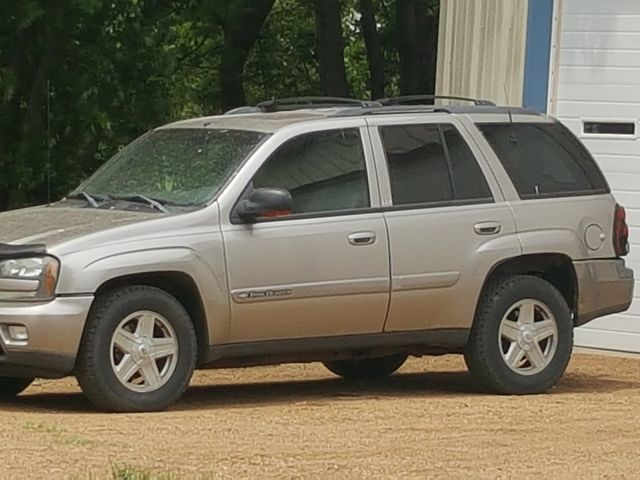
(324, 354, 408, 380)
(0, 377, 34, 399)
(464, 275, 573, 395)
(76, 286, 197, 412)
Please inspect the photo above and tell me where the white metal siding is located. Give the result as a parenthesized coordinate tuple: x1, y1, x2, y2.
(550, 0, 640, 352)
(435, 0, 528, 106)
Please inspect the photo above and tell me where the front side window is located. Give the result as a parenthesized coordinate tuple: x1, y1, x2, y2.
(252, 128, 370, 215)
(479, 122, 609, 199)
(379, 123, 493, 206)
(74, 128, 267, 207)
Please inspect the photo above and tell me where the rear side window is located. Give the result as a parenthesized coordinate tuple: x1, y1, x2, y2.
(441, 125, 493, 201)
(380, 124, 493, 206)
(479, 122, 609, 199)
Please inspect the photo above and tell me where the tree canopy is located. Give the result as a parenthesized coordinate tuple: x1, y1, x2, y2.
(0, 0, 438, 211)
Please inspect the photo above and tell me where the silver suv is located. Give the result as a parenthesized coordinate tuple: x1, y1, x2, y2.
(0, 96, 634, 412)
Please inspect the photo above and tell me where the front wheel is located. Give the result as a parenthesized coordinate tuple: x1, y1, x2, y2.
(76, 286, 197, 412)
(464, 275, 573, 394)
(0, 377, 34, 399)
(324, 354, 408, 380)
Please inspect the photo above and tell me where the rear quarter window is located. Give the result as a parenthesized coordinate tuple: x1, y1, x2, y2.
(479, 122, 609, 199)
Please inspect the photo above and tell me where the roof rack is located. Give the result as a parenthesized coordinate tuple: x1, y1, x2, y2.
(256, 96, 381, 112)
(224, 97, 380, 115)
(222, 94, 508, 117)
(377, 94, 495, 107)
(330, 105, 446, 117)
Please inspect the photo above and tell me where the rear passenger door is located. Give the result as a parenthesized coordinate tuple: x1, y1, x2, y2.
(367, 115, 520, 333)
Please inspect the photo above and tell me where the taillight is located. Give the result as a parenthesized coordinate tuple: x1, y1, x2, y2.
(614, 204, 630, 257)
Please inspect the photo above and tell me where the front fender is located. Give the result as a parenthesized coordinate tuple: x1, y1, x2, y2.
(57, 242, 230, 345)
(59, 247, 220, 294)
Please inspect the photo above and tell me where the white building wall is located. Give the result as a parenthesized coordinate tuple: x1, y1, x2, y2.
(548, 0, 640, 352)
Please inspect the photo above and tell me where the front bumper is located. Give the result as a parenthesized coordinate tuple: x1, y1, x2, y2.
(0, 296, 93, 378)
(574, 259, 634, 326)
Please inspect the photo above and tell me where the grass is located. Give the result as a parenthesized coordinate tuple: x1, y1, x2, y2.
(110, 465, 159, 480)
(23, 420, 65, 434)
(109, 464, 216, 480)
(21, 422, 207, 479)
(22, 420, 93, 447)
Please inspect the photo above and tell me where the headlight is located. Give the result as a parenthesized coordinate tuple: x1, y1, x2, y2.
(0, 256, 60, 301)
(0, 258, 47, 278)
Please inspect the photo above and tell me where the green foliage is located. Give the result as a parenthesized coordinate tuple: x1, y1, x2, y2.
(245, 0, 320, 101)
(0, 0, 439, 212)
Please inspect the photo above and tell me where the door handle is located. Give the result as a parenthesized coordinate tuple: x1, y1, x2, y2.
(348, 231, 376, 246)
(474, 221, 501, 235)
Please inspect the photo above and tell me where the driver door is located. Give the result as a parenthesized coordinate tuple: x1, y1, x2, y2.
(220, 124, 390, 342)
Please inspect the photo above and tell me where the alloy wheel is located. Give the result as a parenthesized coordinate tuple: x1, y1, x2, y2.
(498, 299, 558, 376)
(109, 310, 179, 393)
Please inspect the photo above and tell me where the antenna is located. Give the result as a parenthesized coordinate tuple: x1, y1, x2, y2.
(46, 79, 52, 205)
(503, 83, 518, 144)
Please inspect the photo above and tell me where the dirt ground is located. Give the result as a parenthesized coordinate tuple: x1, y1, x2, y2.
(1, 353, 640, 479)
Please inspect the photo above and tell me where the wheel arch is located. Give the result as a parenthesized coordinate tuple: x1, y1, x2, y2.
(92, 271, 209, 364)
(476, 253, 578, 324)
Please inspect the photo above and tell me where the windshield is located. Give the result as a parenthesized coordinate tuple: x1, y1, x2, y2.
(73, 128, 267, 207)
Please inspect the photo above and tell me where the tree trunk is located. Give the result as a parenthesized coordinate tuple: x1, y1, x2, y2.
(312, 0, 350, 97)
(358, 0, 385, 99)
(218, 0, 274, 110)
(1, 1, 64, 210)
(395, 0, 437, 95)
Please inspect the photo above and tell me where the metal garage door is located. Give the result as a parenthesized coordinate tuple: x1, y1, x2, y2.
(549, 0, 640, 352)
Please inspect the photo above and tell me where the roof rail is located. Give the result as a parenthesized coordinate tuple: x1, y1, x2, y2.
(377, 94, 495, 107)
(256, 96, 381, 112)
(330, 105, 447, 118)
(224, 106, 263, 115)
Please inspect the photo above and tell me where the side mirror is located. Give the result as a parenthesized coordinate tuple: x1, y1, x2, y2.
(235, 187, 293, 222)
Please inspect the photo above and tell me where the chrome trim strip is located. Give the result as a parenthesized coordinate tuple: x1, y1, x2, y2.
(231, 277, 389, 304)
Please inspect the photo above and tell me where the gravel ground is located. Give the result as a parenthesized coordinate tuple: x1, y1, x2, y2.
(1, 353, 639, 479)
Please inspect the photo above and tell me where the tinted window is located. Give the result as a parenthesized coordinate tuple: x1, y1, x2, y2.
(380, 124, 492, 206)
(381, 124, 451, 205)
(441, 125, 493, 201)
(480, 123, 609, 199)
(253, 128, 369, 214)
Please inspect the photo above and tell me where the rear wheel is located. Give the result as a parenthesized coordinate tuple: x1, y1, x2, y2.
(324, 354, 407, 380)
(0, 377, 34, 399)
(465, 275, 573, 394)
(76, 286, 197, 412)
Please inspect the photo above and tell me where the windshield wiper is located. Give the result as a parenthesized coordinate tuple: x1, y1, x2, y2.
(109, 194, 170, 213)
(66, 191, 102, 208)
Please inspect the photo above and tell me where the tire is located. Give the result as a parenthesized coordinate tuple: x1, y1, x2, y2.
(464, 275, 573, 395)
(324, 354, 408, 380)
(76, 286, 197, 412)
(0, 377, 34, 399)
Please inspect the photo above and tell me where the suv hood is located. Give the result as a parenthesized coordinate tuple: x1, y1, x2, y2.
(0, 205, 158, 248)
